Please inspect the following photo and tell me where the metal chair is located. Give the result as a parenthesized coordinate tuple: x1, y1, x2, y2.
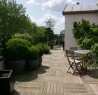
(66, 50, 82, 74)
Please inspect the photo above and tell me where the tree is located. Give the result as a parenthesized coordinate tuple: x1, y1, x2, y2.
(33, 26, 46, 44)
(54, 34, 64, 44)
(44, 27, 54, 43)
(45, 17, 55, 30)
(44, 17, 55, 46)
(73, 19, 98, 49)
(0, 0, 35, 39)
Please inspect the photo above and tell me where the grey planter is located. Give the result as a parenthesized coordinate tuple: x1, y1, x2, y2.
(38, 57, 42, 67)
(27, 59, 39, 70)
(5, 60, 25, 74)
(0, 70, 14, 95)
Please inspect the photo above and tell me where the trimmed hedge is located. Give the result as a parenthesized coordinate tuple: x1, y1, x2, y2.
(36, 44, 44, 57)
(3, 38, 29, 60)
(37, 43, 50, 54)
(12, 33, 33, 43)
(27, 45, 39, 60)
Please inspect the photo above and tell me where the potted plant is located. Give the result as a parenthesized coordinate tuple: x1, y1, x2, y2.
(3, 38, 30, 74)
(36, 44, 44, 67)
(26, 45, 39, 70)
(12, 33, 33, 43)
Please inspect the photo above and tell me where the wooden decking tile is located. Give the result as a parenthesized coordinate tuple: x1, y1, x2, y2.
(15, 82, 41, 93)
(14, 46, 98, 95)
(82, 76, 98, 84)
(63, 83, 88, 93)
(40, 82, 63, 94)
(46, 68, 63, 77)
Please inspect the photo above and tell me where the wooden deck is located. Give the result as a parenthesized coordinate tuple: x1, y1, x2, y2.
(13, 46, 98, 95)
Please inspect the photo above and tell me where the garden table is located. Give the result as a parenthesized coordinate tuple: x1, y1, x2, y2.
(74, 50, 92, 55)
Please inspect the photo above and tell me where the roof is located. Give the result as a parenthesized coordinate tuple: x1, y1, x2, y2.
(63, 3, 98, 15)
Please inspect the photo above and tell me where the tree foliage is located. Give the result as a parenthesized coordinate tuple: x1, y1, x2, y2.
(33, 26, 46, 44)
(12, 33, 33, 43)
(0, 0, 35, 39)
(54, 34, 64, 44)
(0, 0, 55, 46)
(44, 28, 54, 43)
(73, 19, 98, 57)
(73, 19, 98, 50)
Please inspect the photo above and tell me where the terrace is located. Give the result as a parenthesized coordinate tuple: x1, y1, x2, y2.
(13, 46, 98, 95)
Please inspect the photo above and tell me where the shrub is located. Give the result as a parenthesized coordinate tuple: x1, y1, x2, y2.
(91, 43, 98, 62)
(12, 33, 33, 43)
(3, 38, 29, 60)
(81, 37, 93, 49)
(43, 44, 50, 54)
(91, 43, 98, 55)
(73, 19, 98, 49)
(23, 40, 32, 47)
(36, 44, 44, 57)
(37, 43, 50, 54)
(37, 43, 44, 49)
(27, 45, 39, 60)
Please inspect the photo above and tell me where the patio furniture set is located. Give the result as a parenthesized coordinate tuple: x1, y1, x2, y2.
(66, 47, 98, 76)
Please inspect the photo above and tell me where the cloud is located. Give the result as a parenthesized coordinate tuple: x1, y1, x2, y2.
(29, 13, 64, 34)
(27, 0, 77, 12)
(26, 0, 46, 5)
(54, 17, 65, 34)
(42, 0, 66, 12)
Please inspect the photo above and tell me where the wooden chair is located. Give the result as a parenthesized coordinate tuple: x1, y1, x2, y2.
(66, 50, 83, 74)
(70, 47, 80, 60)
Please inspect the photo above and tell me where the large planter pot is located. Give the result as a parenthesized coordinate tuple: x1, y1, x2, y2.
(38, 57, 42, 67)
(27, 59, 39, 70)
(0, 70, 14, 95)
(5, 60, 25, 74)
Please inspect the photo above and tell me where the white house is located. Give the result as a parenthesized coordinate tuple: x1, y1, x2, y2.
(62, 3, 98, 50)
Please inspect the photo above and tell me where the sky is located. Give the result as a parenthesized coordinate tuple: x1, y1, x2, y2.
(16, 0, 98, 34)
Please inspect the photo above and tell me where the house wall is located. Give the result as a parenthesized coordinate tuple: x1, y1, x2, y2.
(64, 13, 98, 50)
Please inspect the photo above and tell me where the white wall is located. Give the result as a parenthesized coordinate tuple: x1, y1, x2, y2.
(64, 13, 98, 50)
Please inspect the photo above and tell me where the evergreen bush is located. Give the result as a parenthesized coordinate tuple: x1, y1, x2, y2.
(27, 45, 39, 60)
(12, 33, 33, 43)
(36, 44, 44, 57)
(3, 38, 29, 60)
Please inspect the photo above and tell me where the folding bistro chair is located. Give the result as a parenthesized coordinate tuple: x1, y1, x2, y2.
(70, 47, 81, 60)
(66, 50, 83, 74)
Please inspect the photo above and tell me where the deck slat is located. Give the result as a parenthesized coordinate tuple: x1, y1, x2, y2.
(14, 47, 98, 95)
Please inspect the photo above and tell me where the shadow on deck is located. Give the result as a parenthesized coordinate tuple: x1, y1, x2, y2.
(12, 65, 50, 82)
